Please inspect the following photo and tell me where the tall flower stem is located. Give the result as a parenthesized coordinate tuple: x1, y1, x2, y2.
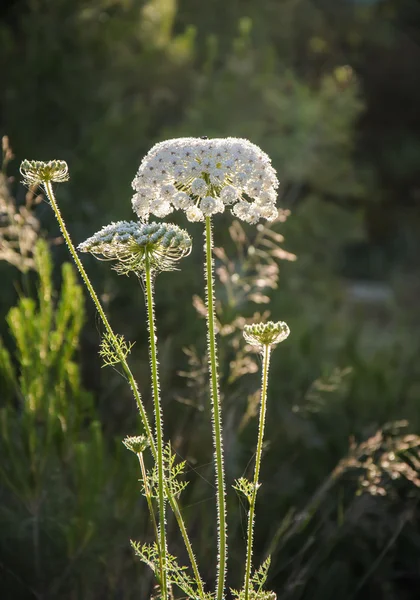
(204, 216, 227, 600)
(43, 181, 205, 598)
(244, 343, 271, 600)
(144, 254, 168, 600)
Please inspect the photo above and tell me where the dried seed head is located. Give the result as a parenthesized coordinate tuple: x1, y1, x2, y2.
(123, 435, 150, 454)
(20, 160, 69, 186)
(78, 220, 192, 275)
(243, 320, 290, 349)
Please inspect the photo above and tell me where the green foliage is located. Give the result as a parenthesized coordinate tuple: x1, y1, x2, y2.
(100, 331, 135, 367)
(0, 240, 144, 599)
(233, 477, 257, 505)
(232, 557, 275, 600)
(145, 443, 189, 500)
(131, 540, 213, 600)
(1, 0, 420, 598)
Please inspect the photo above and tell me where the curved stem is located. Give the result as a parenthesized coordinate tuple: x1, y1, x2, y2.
(44, 181, 205, 597)
(204, 216, 227, 600)
(244, 344, 271, 600)
(43, 181, 153, 444)
(144, 255, 168, 600)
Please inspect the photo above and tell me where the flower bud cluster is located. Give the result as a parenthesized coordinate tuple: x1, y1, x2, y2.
(78, 220, 192, 274)
(20, 160, 69, 186)
(243, 320, 290, 349)
(132, 137, 279, 224)
(123, 435, 150, 454)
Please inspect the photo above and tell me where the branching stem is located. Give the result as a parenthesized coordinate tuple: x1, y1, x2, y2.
(204, 216, 227, 600)
(244, 343, 271, 599)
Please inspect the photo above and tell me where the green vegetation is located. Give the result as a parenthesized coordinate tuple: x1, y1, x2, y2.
(1, 1, 420, 598)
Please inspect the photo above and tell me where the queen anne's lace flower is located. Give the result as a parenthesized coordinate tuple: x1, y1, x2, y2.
(243, 320, 290, 349)
(132, 137, 279, 223)
(78, 221, 192, 275)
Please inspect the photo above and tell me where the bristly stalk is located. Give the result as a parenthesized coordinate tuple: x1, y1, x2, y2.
(244, 343, 271, 600)
(43, 180, 206, 598)
(144, 253, 168, 600)
(204, 216, 227, 600)
(43, 182, 153, 443)
(137, 451, 164, 590)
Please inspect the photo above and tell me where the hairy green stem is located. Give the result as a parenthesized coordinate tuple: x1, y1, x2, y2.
(137, 452, 164, 587)
(44, 181, 205, 597)
(244, 343, 271, 599)
(43, 181, 153, 442)
(204, 216, 227, 600)
(144, 255, 168, 600)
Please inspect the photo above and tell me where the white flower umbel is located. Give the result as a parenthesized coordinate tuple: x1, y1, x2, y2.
(78, 221, 192, 275)
(132, 138, 280, 600)
(132, 137, 279, 224)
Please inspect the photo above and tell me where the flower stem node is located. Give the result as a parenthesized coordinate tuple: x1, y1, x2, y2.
(123, 435, 150, 454)
(243, 320, 290, 349)
(78, 220, 192, 275)
(20, 160, 69, 186)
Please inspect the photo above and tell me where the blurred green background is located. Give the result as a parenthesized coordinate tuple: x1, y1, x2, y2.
(1, 0, 420, 598)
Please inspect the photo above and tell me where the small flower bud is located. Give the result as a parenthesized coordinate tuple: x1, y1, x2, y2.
(20, 160, 69, 186)
(123, 435, 150, 454)
(243, 320, 290, 349)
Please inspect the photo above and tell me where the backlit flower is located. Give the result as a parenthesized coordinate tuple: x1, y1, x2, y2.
(243, 320, 290, 350)
(20, 160, 69, 186)
(78, 221, 192, 275)
(131, 137, 279, 224)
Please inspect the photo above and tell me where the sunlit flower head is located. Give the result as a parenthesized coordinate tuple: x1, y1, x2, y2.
(78, 220, 192, 275)
(131, 137, 279, 224)
(20, 160, 69, 186)
(243, 320, 290, 350)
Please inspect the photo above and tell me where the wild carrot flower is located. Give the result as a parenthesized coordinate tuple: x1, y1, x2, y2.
(131, 137, 279, 224)
(78, 220, 192, 275)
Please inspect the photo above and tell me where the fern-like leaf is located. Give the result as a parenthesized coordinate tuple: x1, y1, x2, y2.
(233, 477, 259, 504)
(231, 556, 275, 600)
(99, 332, 135, 367)
(146, 443, 189, 500)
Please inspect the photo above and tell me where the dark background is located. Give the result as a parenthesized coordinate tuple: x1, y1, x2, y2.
(1, 1, 420, 598)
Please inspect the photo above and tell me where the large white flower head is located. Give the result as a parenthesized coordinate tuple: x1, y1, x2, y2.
(78, 221, 192, 275)
(131, 137, 279, 224)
